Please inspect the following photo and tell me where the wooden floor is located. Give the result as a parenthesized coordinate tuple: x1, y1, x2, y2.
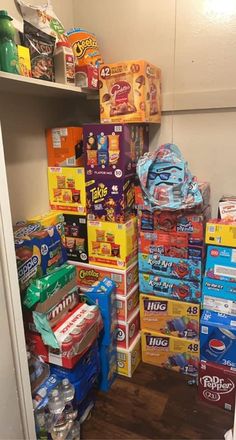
(82, 362, 233, 440)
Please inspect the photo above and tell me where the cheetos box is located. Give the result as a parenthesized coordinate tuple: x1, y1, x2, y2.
(117, 333, 141, 377)
(116, 284, 139, 321)
(46, 127, 83, 167)
(116, 307, 140, 349)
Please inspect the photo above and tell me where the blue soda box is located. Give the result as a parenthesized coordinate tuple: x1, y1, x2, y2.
(139, 272, 201, 303)
(138, 253, 202, 282)
(99, 343, 117, 392)
(202, 276, 236, 316)
(205, 245, 236, 282)
(200, 310, 236, 367)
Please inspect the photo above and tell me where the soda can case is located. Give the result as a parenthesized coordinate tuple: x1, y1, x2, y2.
(202, 276, 236, 316)
(99, 344, 117, 392)
(200, 310, 236, 367)
(205, 245, 236, 283)
(117, 333, 141, 378)
(198, 360, 236, 411)
(138, 253, 202, 282)
(140, 294, 200, 339)
(63, 214, 88, 263)
(139, 272, 201, 303)
(116, 307, 140, 349)
(141, 330, 199, 375)
(116, 283, 139, 322)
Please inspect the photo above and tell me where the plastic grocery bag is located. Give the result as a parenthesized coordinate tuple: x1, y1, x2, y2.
(136, 143, 203, 211)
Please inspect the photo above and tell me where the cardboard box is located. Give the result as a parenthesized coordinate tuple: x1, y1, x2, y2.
(218, 196, 236, 221)
(139, 272, 201, 303)
(27, 211, 64, 228)
(88, 218, 138, 269)
(141, 330, 199, 375)
(64, 214, 88, 263)
(84, 123, 149, 179)
(198, 360, 236, 411)
(99, 344, 117, 392)
(116, 307, 140, 349)
(99, 60, 161, 124)
(18, 45, 31, 77)
(75, 65, 98, 89)
(48, 167, 86, 215)
(200, 310, 236, 367)
(140, 294, 200, 339)
(116, 283, 139, 321)
(46, 127, 83, 167)
(205, 220, 236, 247)
(117, 333, 141, 378)
(202, 276, 236, 315)
(205, 245, 236, 282)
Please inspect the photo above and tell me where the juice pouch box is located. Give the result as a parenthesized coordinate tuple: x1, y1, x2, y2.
(64, 214, 88, 263)
(46, 127, 83, 167)
(205, 245, 236, 282)
(48, 167, 86, 215)
(117, 333, 141, 378)
(87, 218, 138, 269)
(86, 174, 135, 223)
(84, 123, 149, 179)
(99, 60, 161, 123)
(116, 307, 140, 349)
(202, 276, 236, 316)
(141, 330, 199, 375)
(140, 294, 200, 339)
(116, 283, 139, 321)
(139, 273, 201, 303)
(206, 220, 236, 247)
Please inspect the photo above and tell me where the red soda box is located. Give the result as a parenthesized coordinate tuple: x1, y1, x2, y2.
(116, 307, 140, 349)
(116, 283, 139, 321)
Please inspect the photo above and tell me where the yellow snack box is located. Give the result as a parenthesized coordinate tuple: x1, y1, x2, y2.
(205, 220, 236, 247)
(117, 333, 141, 378)
(17, 45, 31, 77)
(27, 211, 64, 227)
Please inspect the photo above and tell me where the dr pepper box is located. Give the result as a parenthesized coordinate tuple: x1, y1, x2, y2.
(64, 214, 88, 263)
(140, 294, 200, 339)
(117, 333, 141, 378)
(116, 284, 139, 321)
(99, 60, 161, 123)
(116, 307, 140, 349)
(198, 360, 236, 411)
(46, 127, 83, 167)
(84, 123, 149, 179)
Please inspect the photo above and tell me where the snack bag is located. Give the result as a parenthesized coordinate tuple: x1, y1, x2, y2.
(66, 28, 103, 67)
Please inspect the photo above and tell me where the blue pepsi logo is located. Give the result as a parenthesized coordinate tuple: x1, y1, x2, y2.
(209, 339, 225, 353)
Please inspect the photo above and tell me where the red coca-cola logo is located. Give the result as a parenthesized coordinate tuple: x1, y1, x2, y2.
(111, 81, 131, 104)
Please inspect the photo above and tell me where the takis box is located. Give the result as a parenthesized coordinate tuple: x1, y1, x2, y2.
(202, 276, 236, 316)
(84, 123, 149, 179)
(205, 245, 236, 282)
(116, 307, 140, 349)
(205, 220, 236, 247)
(63, 214, 88, 263)
(99, 344, 117, 392)
(138, 253, 202, 282)
(86, 175, 135, 223)
(73, 260, 138, 296)
(117, 333, 141, 378)
(140, 294, 200, 339)
(141, 330, 199, 375)
(48, 167, 86, 215)
(99, 60, 161, 124)
(116, 283, 139, 321)
(46, 127, 84, 167)
(139, 273, 201, 303)
(200, 309, 236, 367)
(87, 218, 138, 269)
(198, 360, 236, 411)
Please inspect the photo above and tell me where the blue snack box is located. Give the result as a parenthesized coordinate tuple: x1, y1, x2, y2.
(99, 343, 117, 392)
(202, 276, 236, 315)
(205, 245, 236, 282)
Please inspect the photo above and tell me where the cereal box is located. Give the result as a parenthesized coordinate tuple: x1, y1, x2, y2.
(63, 214, 88, 263)
(117, 333, 141, 378)
(116, 284, 139, 321)
(141, 330, 199, 375)
(48, 167, 86, 214)
(139, 272, 201, 303)
(87, 218, 138, 269)
(46, 127, 83, 167)
(205, 220, 236, 247)
(205, 245, 236, 282)
(116, 307, 140, 349)
(99, 60, 161, 123)
(84, 123, 149, 179)
(140, 294, 200, 339)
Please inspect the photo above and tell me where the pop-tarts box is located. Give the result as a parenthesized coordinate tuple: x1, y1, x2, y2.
(205, 245, 236, 282)
(202, 276, 236, 316)
(138, 253, 202, 282)
(99, 343, 117, 392)
(200, 310, 236, 368)
(139, 272, 201, 303)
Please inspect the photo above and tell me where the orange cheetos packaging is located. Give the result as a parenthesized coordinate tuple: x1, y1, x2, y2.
(66, 28, 103, 67)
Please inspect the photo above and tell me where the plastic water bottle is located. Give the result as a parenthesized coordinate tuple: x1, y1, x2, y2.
(0, 10, 18, 74)
(48, 389, 65, 414)
(67, 421, 80, 440)
(61, 378, 75, 403)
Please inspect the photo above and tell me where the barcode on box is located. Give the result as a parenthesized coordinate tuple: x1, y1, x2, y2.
(88, 214, 95, 220)
(201, 326, 209, 334)
(111, 274, 122, 283)
(225, 403, 232, 411)
(230, 320, 236, 326)
(208, 226, 215, 233)
(67, 158, 75, 165)
(114, 126, 123, 132)
(116, 300, 122, 309)
(118, 225, 123, 230)
(117, 352, 126, 361)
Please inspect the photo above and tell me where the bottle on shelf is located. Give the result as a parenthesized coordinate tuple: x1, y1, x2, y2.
(0, 10, 19, 74)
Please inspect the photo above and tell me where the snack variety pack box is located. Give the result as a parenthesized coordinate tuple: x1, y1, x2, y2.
(140, 294, 200, 339)
(141, 330, 199, 375)
(86, 175, 135, 223)
(205, 220, 236, 247)
(139, 273, 201, 303)
(74, 260, 138, 296)
(117, 333, 141, 378)
(200, 310, 236, 367)
(84, 123, 149, 179)
(205, 245, 236, 282)
(27, 211, 64, 228)
(202, 277, 236, 316)
(87, 218, 138, 269)
(48, 167, 86, 214)
(99, 60, 161, 123)
(64, 214, 88, 263)
(138, 253, 202, 282)
(116, 307, 140, 349)
(46, 127, 83, 167)
(116, 283, 139, 321)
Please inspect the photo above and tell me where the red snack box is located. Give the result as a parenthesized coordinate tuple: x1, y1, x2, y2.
(116, 307, 140, 349)
(116, 283, 139, 321)
(75, 64, 98, 89)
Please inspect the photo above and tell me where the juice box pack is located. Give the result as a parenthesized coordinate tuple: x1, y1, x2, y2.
(99, 60, 161, 124)
(117, 333, 141, 378)
(46, 127, 84, 167)
(87, 218, 138, 269)
(205, 245, 236, 282)
(202, 276, 236, 316)
(48, 167, 86, 214)
(205, 220, 236, 247)
(64, 214, 88, 263)
(84, 123, 149, 179)
(116, 307, 140, 349)
(116, 283, 139, 321)
(140, 294, 200, 339)
(141, 330, 199, 375)
(139, 272, 201, 303)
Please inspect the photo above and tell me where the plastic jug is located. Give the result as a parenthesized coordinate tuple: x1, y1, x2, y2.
(0, 10, 18, 74)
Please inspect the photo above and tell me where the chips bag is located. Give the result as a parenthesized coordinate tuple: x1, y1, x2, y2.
(66, 28, 103, 67)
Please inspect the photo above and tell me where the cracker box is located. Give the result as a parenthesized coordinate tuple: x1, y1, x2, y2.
(99, 60, 161, 124)
(116, 307, 140, 349)
(87, 218, 138, 269)
(141, 330, 199, 375)
(64, 214, 88, 263)
(205, 220, 236, 247)
(74, 260, 138, 296)
(198, 360, 236, 411)
(84, 123, 149, 179)
(116, 283, 139, 321)
(202, 276, 236, 316)
(46, 127, 83, 167)
(48, 167, 86, 214)
(117, 333, 141, 378)
(139, 272, 201, 303)
(205, 245, 236, 282)
(140, 294, 200, 339)
(86, 175, 135, 223)
(99, 344, 117, 392)
(218, 196, 236, 221)
(138, 253, 202, 282)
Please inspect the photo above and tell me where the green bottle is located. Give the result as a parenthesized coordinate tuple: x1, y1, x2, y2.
(0, 10, 19, 74)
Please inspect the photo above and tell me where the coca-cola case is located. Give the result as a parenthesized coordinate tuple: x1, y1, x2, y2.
(198, 360, 236, 411)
